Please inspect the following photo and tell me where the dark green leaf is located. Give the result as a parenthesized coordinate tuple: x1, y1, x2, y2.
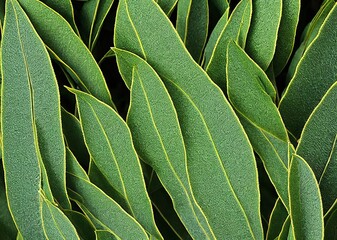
(266, 198, 288, 240)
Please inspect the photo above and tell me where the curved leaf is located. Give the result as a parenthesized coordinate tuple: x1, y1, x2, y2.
(157, 0, 178, 15)
(266, 198, 288, 240)
(245, 0, 282, 70)
(1, 0, 44, 237)
(289, 155, 324, 240)
(17, 0, 114, 107)
(114, 0, 262, 238)
(70, 89, 162, 239)
(176, 0, 208, 62)
(296, 82, 337, 213)
(64, 210, 96, 240)
(205, 0, 252, 89)
(325, 207, 337, 239)
(226, 41, 290, 207)
(41, 194, 80, 240)
(95, 230, 119, 240)
(67, 173, 149, 240)
(115, 48, 214, 239)
(272, 0, 301, 76)
(279, 3, 337, 138)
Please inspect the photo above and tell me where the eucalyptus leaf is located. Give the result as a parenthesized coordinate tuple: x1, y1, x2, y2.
(114, 0, 263, 238)
(157, 0, 178, 15)
(266, 199, 288, 240)
(279, 3, 337, 138)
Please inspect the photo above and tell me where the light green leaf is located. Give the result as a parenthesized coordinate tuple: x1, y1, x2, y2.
(40, 0, 79, 34)
(115, 48, 213, 239)
(62, 108, 90, 169)
(266, 198, 288, 240)
(70, 89, 162, 239)
(114, 1, 262, 238)
(226, 41, 290, 207)
(289, 155, 324, 240)
(296, 82, 337, 213)
(245, 0, 282, 70)
(2, 1, 59, 237)
(272, 0, 300, 76)
(279, 3, 337, 138)
(17, 0, 114, 107)
(157, 0, 178, 15)
(41, 194, 80, 240)
(67, 173, 149, 240)
(64, 210, 96, 240)
(78, 0, 114, 50)
(205, 0, 252, 89)
(176, 0, 208, 62)
(10, 0, 71, 209)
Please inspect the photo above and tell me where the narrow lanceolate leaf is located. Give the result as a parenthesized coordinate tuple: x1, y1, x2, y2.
(115, 0, 262, 238)
(115, 48, 214, 239)
(41, 194, 80, 240)
(78, 0, 114, 50)
(157, 0, 178, 15)
(67, 173, 149, 240)
(205, 0, 252, 89)
(266, 199, 288, 240)
(6, 0, 71, 209)
(245, 0, 282, 70)
(1, 0, 44, 237)
(287, 0, 335, 81)
(227, 41, 290, 207)
(0, 166, 17, 239)
(272, 0, 300, 76)
(289, 155, 324, 240)
(66, 148, 89, 181)
(296, 82, 337, 213)
(40, 0, 79, 34)
(17, 0, 114, 107)
(70, 89, 162, 239)
(176, 0, 208, 63)
(64, 210, 96, 240)
(279, 3, 337, 138)
(62, 108, 90, 169)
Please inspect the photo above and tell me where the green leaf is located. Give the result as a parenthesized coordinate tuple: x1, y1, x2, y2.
(266, 198, 288, 240)
(156, 0, 178, 15)
(277, 216, 291, 240)
(279, 3, 337, 138)
(296, 82, 337, 213)
(272, 0, 300, 76)
(287, 0, 335, 81)
(40, 0, 79, 34)
(325, 207, 337, 239)
(226, 41, 290, 207)
(78, 0, 114, 50)
(245, 0, 282, 70)
(289, 155, 324, 240)
(41, 194, 80, 240)
(1, 0, 60, 237)
(176, 0, 208, 62)
(8, 0, 71, 209)
(64, 210, 96, 240)
(0, 165, 17, 240)
(67, 173, 149, 240)
(114, 1, 263, 238)
(17, 0, 114, 107)
(66, 148, 89, 181)
(62, 108, 90, 169)
(208, 0, 229, 15)
(115, 48, 213, 239)
(70, 89, 162, 239)
(205, 0, 252, 89)
(95, 230, 119, 240)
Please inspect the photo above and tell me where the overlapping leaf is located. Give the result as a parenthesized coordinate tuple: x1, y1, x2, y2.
(279, 3, 337, 138)
(17, 0, 114, 107)
(70, 89, 162, 239)
(114, 0, 262, 238)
